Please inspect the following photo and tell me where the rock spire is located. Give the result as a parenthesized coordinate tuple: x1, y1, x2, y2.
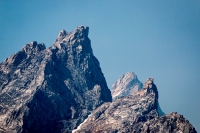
(0, 26, 112, 133)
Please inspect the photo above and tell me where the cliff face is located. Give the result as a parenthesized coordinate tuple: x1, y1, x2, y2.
(73, 78, 197, 133)
(0, 26, 112, 133)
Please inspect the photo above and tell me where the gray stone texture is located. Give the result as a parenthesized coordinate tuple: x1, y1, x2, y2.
(0, 26, 196, 133)
(111, 72, 143, 100)
(0, 26, 112, 133)
(73, 78, 197, 133)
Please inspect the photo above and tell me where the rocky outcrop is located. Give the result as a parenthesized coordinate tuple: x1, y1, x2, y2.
(73, 78, 159, 132)
(0, 25, 196, 133)
(117, 112, 197, 133)
(0, 26, 112, 133)
(73, 78, 197, 133)
(111, 72, 142, 100)
(112, 73, 164, 116)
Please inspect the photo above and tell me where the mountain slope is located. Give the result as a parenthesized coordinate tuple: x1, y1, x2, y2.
(0, 26, 112, 133)
(73, 78, 197, 133)
(112, 72, 164, 116)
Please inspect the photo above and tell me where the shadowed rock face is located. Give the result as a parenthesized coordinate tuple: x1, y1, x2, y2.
(0, 26, 112, 133)
(73, 78, 197, 133)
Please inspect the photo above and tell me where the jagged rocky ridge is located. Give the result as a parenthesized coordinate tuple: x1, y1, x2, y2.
(73, 78, 197, 133)
(0, 26, 197, 133)
(0, 26, 112, 133)
(112, 72, 164, 116)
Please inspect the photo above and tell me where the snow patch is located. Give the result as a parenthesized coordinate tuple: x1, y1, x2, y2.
(72, 114, 91, 133)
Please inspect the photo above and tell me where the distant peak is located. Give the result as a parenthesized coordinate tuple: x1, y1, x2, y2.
(111, 72, 142, 100)
(121, 72, 138, 81)
(124, 72, 136, 77)
(114, 72, 138, 85)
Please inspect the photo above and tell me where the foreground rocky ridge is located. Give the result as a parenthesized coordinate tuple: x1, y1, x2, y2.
(0, 26, 112, 133)
(73, 78, 197, 133)
(0, 26, 196, 133)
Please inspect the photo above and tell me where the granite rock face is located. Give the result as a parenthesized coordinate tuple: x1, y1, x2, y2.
(0, 26, 112, 133)
(117, 112, 197, 133)
(111, 72, 143, 100)
(73, 78, 159, 132)
(73, 78, 197, 133)
(112, 73, 164, 116)
(0, 26, 196, 133)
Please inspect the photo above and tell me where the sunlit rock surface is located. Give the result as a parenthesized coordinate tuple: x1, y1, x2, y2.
(73, 78, 197, 133)
(0, 26, 112, 133)
(111, 72, 143, 100)
(0, 26, 196, 133)
(112, 73, 164, 116)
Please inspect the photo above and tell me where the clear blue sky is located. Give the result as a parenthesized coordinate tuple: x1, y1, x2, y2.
(0, 0, 200, 131)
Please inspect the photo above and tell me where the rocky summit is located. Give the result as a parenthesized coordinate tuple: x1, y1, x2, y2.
(111, 72, 143, 100)
(112, 72, 164, 116)
(0, 26, 112, 133)
(0, 26, 197, 133)
(73, 78, 197, 133)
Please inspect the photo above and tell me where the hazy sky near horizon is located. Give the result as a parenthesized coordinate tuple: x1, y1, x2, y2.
(0, 0, 200, 131)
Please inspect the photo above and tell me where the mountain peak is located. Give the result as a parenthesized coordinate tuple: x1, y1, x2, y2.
(121, 72, 137, 80)
(111, 72, 142, 100)
(0, 26, 111, 133)
(54, 26, 92, 55)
